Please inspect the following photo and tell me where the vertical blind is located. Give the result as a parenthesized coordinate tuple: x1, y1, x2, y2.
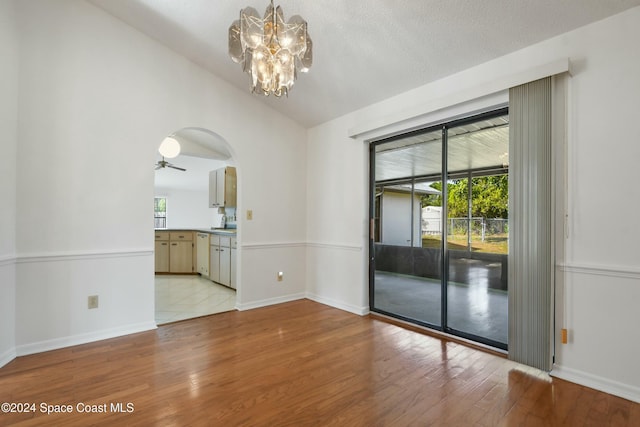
(508, 77, 553, 371)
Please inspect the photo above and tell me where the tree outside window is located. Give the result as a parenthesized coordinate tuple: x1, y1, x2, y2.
(154, 197, 167, 228)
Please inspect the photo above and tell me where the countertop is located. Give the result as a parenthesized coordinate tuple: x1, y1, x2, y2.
(155, 228, 237, 236)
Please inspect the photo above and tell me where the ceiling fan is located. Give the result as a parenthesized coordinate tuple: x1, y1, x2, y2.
(155, 157, 186, 171)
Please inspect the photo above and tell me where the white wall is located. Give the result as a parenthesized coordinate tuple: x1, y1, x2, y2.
(0, 0, 18, 367)
(307, 6, 640, 402)
(154, 187, 213, 229)
(11, 0, 307, 358)
(306, 114, 369, 315)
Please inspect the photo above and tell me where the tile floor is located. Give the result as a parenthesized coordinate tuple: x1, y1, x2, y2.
(155, 274, 236, 325)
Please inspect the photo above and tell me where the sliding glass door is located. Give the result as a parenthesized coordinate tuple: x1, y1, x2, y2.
(370, 109, 509, 349)
(445, 117, 510, 347)
(371, 129, 443, 326)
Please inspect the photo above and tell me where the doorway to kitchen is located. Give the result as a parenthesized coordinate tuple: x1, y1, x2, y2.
(154, 127, 239, 325)
(370, 108, 509, 350)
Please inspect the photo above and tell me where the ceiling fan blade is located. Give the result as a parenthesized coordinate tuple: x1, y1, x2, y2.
(167, 164, 186, 171)
(155, 164, 162, 170)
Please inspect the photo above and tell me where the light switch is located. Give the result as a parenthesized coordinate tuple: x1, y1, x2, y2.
(246, 209, 253, 220)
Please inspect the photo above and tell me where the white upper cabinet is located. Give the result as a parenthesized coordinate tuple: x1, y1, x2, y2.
(209, 166, 237, 208)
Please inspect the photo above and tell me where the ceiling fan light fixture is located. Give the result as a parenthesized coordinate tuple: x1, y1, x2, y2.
(229, 0, 312, 97)
(159, 136, 181, 158)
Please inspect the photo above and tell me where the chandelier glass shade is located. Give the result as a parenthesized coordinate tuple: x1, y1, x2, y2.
(229, 0, 312, 97)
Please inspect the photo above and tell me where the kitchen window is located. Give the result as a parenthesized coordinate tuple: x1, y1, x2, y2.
(154, 197, 167, 228)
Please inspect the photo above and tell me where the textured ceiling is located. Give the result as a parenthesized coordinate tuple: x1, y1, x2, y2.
(90, 0, 640, 128)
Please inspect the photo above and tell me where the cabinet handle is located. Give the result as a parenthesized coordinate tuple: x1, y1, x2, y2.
(162, 243, 168, 246)
(171, 243, 177, 246)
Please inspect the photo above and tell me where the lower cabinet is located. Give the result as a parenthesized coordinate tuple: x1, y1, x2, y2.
(155, 240, 170, 273)
(210, 234, 233, 287)
(230, 237, 237, 289)
(169, 241, 193, 273)
(155, 231, 194, 273)
(210, 235, 221, 283)
(155, 230, 235, 282)
(219, 237, 231, 287)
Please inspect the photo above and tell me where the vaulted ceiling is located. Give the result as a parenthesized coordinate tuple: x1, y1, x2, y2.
(91, 0, 640, 128)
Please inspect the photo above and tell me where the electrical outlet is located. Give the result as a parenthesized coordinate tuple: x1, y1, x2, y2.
(246, 209, 253, 220)
(277, 271, 284, 281)
(88, 295, 99, 309)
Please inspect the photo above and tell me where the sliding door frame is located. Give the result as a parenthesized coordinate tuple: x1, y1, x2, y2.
(369, 107, 509, 350)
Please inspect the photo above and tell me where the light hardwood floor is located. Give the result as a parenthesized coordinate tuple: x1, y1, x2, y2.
(1, 300, 638, 426)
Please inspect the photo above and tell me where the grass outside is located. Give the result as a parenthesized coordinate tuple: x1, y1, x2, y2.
(422, 234, 508, 254)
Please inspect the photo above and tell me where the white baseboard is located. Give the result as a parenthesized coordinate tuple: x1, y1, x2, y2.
(234, 292, 369, 316)
(15, 321, 157, 357)
(0, 347, 17, 368)
(306, 292, 369, 316)
(235, 292, 306, 311)
(551, 365, 640, 403)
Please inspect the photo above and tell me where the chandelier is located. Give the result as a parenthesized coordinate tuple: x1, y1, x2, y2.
(228, 0, 312, 97)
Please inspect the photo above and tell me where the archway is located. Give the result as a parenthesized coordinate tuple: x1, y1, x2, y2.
(153, 127, 239, 324)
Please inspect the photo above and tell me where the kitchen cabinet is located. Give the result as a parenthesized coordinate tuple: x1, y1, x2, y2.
(209, 166, 237, 208)
(210, 235, 221, 283)
(219, 237, 231, 287)
(155, 232, 170, 273)
(210, 234, 232, 287)
(170, 241, 193, 273)
(230, 237, 237, 289)
(155, 231, 195, 273)
(196, 233, 210, 277)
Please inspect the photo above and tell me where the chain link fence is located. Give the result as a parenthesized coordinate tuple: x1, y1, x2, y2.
(422, 216, 508, 253)
(447, 217, 508, 240)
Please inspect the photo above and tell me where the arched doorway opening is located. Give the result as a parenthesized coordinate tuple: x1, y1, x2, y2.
(153, 127, 239, 324)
